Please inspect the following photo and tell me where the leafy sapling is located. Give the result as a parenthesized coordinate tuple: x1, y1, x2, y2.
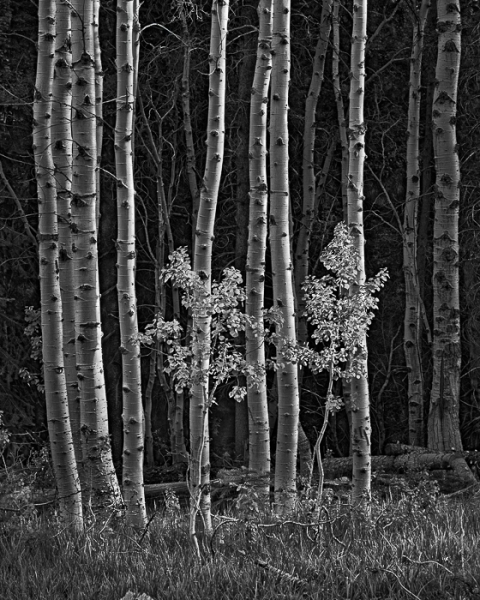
(292, 223, 388, 504)
(141, 248, 252, 407)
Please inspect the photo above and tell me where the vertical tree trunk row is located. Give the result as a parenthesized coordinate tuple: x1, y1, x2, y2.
(52, 0, 82, 469)
(34, 0, 83, 529)
(71, 0, 122, 509)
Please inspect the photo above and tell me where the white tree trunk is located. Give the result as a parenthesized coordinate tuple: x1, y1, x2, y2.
(190, 0, 229, 539)
(270, 0, 299, 512)
(346, 0, 371, 503)
(34, 0, 83, 530)
(428, 0, 462, 451)
(52, 0, 82, 469)
(246, 0, 272, 498)
(115, 0, 146, 528)
(71, 0, 122, 510)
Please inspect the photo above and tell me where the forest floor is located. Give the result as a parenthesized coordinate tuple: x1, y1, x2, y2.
(1, 470, 480, 600)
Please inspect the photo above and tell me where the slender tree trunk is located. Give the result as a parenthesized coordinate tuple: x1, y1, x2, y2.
(428, 0, 462, 451)
(295, 0, 333, 340)
(293, 2, 333, 479)
(190, 0, 229, 541)
(463, 259, 480, 427)
(332, 0, 352, 450)
(93, 0, 103, 232)
(52, 0, 82, 468)
(180, 11, 200, 249)
(246, 0, 272, 497)
(270, 0, 299, 511)
(234, 14, 256, 462)
(34, 0, 83, 530)
(346, 0, 371, 503)
(115, 0, 146, 528)
(332, 0, 349, 220)
(404, 0, 430, 447)
(138, 93, 188, 467)
(131, 0, 140, 157)
(71, 0, 122, 510)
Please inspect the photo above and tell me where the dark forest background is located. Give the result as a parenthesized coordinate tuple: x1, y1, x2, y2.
(1, 0, 480, 471)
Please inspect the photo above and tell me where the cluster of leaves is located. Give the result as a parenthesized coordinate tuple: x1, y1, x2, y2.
(287, 223, 389, 381)
(141, 224, 388, 407)
(139, 247, 255, 405)
(18, 307, 43, 392)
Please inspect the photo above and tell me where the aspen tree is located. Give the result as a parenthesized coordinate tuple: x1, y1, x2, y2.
(404, 0, 430, 447)
(51, 0, 82, 467)
(333, 0, 352, 444)
(234, 19, 256, 462)
(295, 0, 333, 343)
(332, 0, 348, 219)
(294, 4, 333, 478)
(179, 9, 200, 248)
(190, 0, 229, 539)
(93, 0, 103, 231)
(71, 0, 122, 508)
(246, 0, 272, 497)
(428, 0, 462, 451)
(116, 0, 146, 528)
(34, 0, 83, 529)
(346, 0, 371, 502)
(270, 0, 300, 511)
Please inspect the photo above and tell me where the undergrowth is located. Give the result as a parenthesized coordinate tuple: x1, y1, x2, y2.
(1, 476, 480, 600)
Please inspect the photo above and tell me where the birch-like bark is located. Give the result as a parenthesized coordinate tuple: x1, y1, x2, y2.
(93, 0, 103, 232)
(270, 0, 299, 511)
(190, 0, 229, 540)
(246, 0, 272, 497)
(132, 0, 140, 156)
(71, 0, 122, 509)
(115, 0, 146, 528)
(52, 0, 82, 468)
(34, 0, 83, 529)
(428, 0, 462, 451)
(346, 0, 371, 503)
(295, 0, 333, 343)
(404, 0, 430, 447)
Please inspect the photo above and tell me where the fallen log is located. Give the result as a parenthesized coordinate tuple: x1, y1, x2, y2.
(322, 451, 478, 490)
(6, 450, 479, 512)
(385, 442, 480, 465)
(6, 477, 240, 509)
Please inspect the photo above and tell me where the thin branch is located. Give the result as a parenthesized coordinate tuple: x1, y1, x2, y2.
(368, 0, 406, 47)
(0, 159, 37, 245)
(367, 51, 410, 85)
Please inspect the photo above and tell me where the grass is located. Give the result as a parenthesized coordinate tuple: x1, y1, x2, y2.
(1, 478, 480, 600)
